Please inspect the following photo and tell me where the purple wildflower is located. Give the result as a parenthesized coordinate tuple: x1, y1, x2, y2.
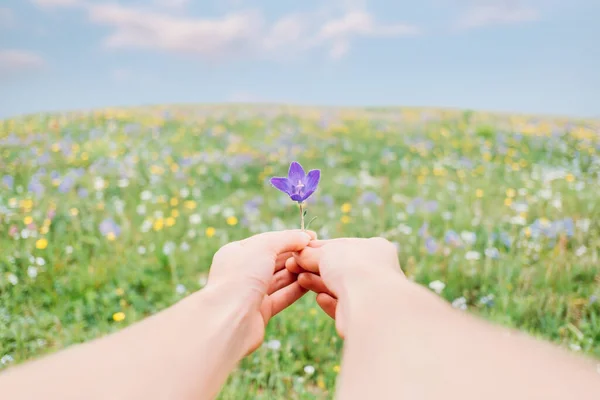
(270, 162, 321, 203)
(58, 176, 75, 193)
(444, 230, 462, 247)
(77, 188, 89, 198)
(2, 175, 14, 189)
(425, 237, 438, 254)
(360, 191, 382, 206)
(28, 179, 45, 196)
(99, 218, 121, 238)
(424, 200, 438, 213)
(418, 222, 429, 238)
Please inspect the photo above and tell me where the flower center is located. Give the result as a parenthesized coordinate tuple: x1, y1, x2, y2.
(294, 180, 305, 195)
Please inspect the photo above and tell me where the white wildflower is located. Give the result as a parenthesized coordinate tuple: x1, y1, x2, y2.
(189, 214, 202, 225)
(264, 339, 281, 351)
(94, 177, 105, 191)
(575, 246, 587, 257)
(452, 297, 467, 311)
(428, 280, 446, 294)
(304, 365, 315, 375)
(140, 190, 152, 201)
(162, 241, 176, 255)
(7, 273, 18, 285)
(465, 251, 481, 261)
(461, 231, 476, 245)
(27, 266, 38, 279)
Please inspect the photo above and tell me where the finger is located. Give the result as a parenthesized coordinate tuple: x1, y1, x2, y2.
(297, 272, 334, 296)
(292, 246, 322, 273)
(316, 293, 337, 320)
(243, 230, 317, 255)
(275, 251, 293, 272)
(285, 256, 304, 274)
(267, 269, 297, 295)
(308, 238, 352, 248)
(269, 281, 308, 317)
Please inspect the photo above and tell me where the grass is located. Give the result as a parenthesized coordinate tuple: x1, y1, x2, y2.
(0, 105, 599, 398)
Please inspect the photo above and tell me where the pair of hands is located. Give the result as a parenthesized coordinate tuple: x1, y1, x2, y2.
(206, 230, 403, 353)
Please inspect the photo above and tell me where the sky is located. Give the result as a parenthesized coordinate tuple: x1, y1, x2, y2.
(0, 0, 599, 119)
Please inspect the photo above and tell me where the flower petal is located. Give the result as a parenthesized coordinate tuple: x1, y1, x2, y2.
(304, 169, 320, 193)
(290, 193, 303, 202)
(299, 190, 316, 202)
(270, 177, 292, 195)
(288, 162, 306, 184)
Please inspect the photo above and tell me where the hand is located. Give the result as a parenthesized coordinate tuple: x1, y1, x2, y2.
(206, 230, 315, 353)
(286, 237, 404, 337)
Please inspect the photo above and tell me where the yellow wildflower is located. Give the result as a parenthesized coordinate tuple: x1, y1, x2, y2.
(112, 312, 126, 322)
(475, 189, 484, 198)
(24, 216, 33, 225)
(565, 174, 575, 182)
(36, 238, 48, 250)
(227, 216, 238, 226)
(165, 217, 176, 227)
(341, 215, 350, 224)
(184, 200, 197, 210)
(341, 203, 352, 213)
(153, 218, 164, 231)
(205, 227, 216, 237)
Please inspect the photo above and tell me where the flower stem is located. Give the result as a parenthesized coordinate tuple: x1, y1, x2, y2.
(300, 202, 305, 230)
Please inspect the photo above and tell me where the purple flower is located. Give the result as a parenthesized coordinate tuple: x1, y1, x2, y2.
(99, 218, 121, 237)
(270, 162, 321, 203)
(2, 175, 14, 189)
(418, 222, 429, 238)
(425, 237, 438, 254)
(58, 176, 75, 193)
(77, 188, 89, 198)
(444, 230, 462, 247)
(360, 191, 382, 206)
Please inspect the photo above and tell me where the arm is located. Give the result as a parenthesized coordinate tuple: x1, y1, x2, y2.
(0, 230, 314, 400)
(0, 282, 255, 400)
(289, 238, 600, 400)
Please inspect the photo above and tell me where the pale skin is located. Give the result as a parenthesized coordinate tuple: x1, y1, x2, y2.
(1, 233, 599, 399)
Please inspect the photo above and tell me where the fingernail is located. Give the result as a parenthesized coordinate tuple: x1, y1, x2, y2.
(301, 232, 311, 241)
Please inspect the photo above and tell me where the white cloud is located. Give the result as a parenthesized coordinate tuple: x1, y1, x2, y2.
(88, 4, 264, 59)
(457, 3, 540, 29)
(154, 0, 190, 9)
(32, 0, 83, 7)
(0, 7, 15, 28)
(31, 1, 419, 61)
(316, 11, 419, 59)
(0, 50, 45, 73)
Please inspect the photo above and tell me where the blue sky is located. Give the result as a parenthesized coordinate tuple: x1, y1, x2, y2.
(1, 0, 599, 119)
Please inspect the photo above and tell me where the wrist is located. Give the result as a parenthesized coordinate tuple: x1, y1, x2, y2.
(174, 280, 258, 357)
(340, 272, 421, 327)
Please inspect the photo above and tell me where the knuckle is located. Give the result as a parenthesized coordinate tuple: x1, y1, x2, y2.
(369, 237, 395, 252)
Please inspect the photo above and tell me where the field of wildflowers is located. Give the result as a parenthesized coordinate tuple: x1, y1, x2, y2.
(1, 105, 599, 398)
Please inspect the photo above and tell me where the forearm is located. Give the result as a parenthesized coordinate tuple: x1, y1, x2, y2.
(337, 276, 600, 400)
(0, 283, 254, 400)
